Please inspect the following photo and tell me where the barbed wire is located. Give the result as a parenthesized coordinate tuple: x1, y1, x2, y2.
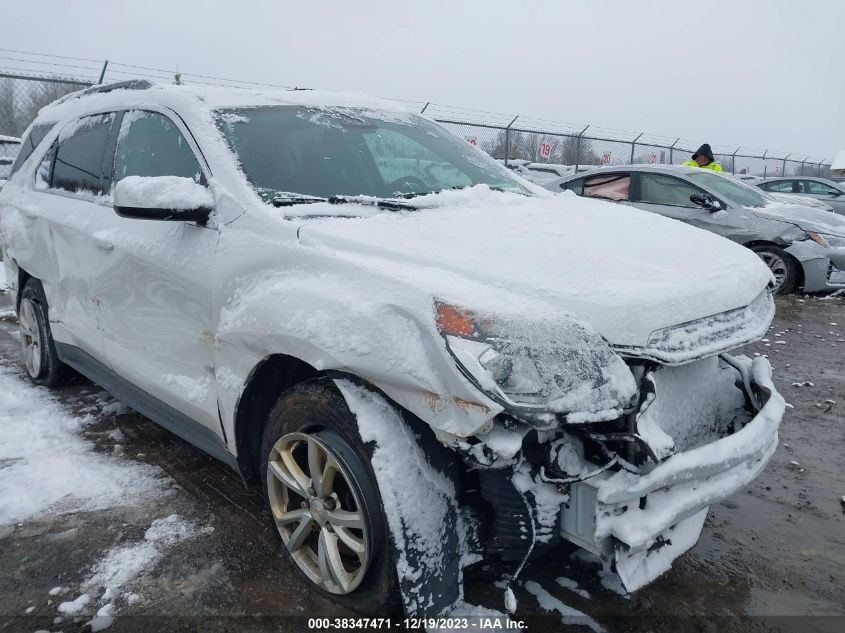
(0, 46, 833, 165)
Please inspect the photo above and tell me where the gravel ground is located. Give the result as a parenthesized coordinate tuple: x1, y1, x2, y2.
(0, 292, 842, 633)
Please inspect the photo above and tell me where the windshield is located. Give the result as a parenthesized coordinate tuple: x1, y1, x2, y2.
(687, 170, 769, 208)
(214, 105, 529, 202)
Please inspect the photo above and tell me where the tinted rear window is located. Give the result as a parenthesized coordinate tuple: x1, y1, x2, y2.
(52, 114, 117, 196)
(9, 123, 55, 177)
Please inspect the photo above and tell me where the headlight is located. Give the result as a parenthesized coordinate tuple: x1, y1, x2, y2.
(820, 234, 845, 249)
(435, 302, 637, 421)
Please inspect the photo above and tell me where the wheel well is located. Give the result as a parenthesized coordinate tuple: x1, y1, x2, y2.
(16, 266, 32, 311)
(743, 240, 804, 288)
(234, 354, 321, 488)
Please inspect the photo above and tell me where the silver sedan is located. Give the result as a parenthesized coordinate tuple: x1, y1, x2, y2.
(757, 176, 845, 215)
(548, 165, 845, 294)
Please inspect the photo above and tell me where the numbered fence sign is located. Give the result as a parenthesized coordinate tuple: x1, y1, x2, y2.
(466, 137, 477, 146)
(602, 152, 612, 165)
(540, 142, 552, 158)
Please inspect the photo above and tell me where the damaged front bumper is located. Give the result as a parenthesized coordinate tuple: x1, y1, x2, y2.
(557, 353, 785, 591)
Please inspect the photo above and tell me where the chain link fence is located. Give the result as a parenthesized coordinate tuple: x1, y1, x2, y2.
(0, 58, 833, 179)
(0, 72, 91, 138)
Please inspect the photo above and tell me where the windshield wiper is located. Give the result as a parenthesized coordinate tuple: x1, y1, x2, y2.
(398, 184, 516, 199)
(271, 193, 417, 211)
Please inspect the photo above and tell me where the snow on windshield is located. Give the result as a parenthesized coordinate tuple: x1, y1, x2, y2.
(212, 105, 527, 202)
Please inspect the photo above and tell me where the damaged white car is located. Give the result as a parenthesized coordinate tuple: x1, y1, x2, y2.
(0, 81, 785, 616)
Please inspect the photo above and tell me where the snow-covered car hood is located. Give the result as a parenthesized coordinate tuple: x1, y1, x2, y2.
(754, 203, 845, 237)
(766, 192, 833, 211)
(295, 188, 773, 349)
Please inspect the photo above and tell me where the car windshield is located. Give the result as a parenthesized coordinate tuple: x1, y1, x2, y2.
(214, 105, 529, 202)
(687, 170, 769, 208)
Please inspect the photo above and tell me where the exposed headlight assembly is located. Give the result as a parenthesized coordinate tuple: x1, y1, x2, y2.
(435, 302, 638, 422)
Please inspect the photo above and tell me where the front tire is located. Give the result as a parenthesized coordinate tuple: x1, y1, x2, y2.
(751, 245, 800, 295)
(18, 279, 74, 387)
(260, 379, 399, 615)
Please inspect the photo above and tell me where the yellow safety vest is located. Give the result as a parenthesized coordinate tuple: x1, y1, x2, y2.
(682, 160, 723, 172)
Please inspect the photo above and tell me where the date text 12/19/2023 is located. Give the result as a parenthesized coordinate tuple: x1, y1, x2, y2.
(307, 617, 527, 630)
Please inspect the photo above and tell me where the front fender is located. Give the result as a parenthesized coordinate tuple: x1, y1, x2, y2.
(213, 269, 501, 451)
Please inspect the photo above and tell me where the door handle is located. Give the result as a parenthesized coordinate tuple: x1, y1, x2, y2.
(92, 236, 115, 252)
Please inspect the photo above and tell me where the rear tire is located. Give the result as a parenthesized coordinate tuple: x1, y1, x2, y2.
(18, 279, 75, 387)
(751, 245, 800, 295)
(260, 378, 399, 615)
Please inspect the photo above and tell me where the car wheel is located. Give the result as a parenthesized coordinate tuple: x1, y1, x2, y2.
(751, 245, 800, 295)
(18, 279, 75, 387)
(260, 378, 399, 615)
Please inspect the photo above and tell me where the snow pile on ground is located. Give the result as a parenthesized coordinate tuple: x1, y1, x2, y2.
(429, 600, 511, 631)
(523, 580, 604, 632)
(69, 514, 213, 627)
(0, 361, 168, 525)
(555, 575, 591, 600)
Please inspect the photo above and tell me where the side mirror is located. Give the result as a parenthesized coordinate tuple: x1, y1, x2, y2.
(689, 193, 724, 212)
(113, 176, 213, 224)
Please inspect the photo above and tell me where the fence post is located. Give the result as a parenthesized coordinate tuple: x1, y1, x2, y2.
(98, 60, 109, 84)
(574, 124, 589, 173)
(800, 158, 806, 176)
(669, 138, 680, 164)
(782, 153, 792, 176)
(731, 147, 740, 175)
(818, 160, 825, 177)
(503, 115, 519, 167)
(630, 132, 644, 164)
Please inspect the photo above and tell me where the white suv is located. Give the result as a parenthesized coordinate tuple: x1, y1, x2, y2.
(0, 81, 784, 616)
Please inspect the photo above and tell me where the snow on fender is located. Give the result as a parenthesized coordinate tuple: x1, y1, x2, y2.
(334, 379, 476, 616)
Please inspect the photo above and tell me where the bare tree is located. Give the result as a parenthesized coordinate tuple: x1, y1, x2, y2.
(0, 76, 82, 137)
(0, 78, 19, 136)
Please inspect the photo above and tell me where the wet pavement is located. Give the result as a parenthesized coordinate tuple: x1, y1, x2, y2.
(0, 293, 843, 633)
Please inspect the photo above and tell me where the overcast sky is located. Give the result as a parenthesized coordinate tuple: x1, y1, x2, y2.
(4, 0, 844, 157)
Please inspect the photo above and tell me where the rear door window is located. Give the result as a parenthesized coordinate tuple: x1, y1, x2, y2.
(583, 173, 631, 201)
(51, 113, 118, 196)
(638, 173, 700, 207)
(112, 111, 203, 184)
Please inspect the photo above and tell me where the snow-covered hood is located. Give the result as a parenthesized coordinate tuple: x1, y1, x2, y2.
(754, 203, 845, 237)
(295, 188, 772, 348)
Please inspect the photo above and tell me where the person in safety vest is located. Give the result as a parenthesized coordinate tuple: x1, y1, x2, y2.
(683, 143, 723, 171)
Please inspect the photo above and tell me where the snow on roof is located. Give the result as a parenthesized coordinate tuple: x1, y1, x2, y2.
(36, 81, 416, 124)
(832, 149, 845, 171)
(0, 134, 20, 144)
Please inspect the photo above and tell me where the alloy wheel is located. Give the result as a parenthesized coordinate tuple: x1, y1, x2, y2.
(758, 251, 788, 290)
(267, 432, 370, 595)
(19, 298, 42, 378)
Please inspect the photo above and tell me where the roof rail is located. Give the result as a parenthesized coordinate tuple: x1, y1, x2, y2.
(51, 79, 156, 108)
(81, 79, 155, 96)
